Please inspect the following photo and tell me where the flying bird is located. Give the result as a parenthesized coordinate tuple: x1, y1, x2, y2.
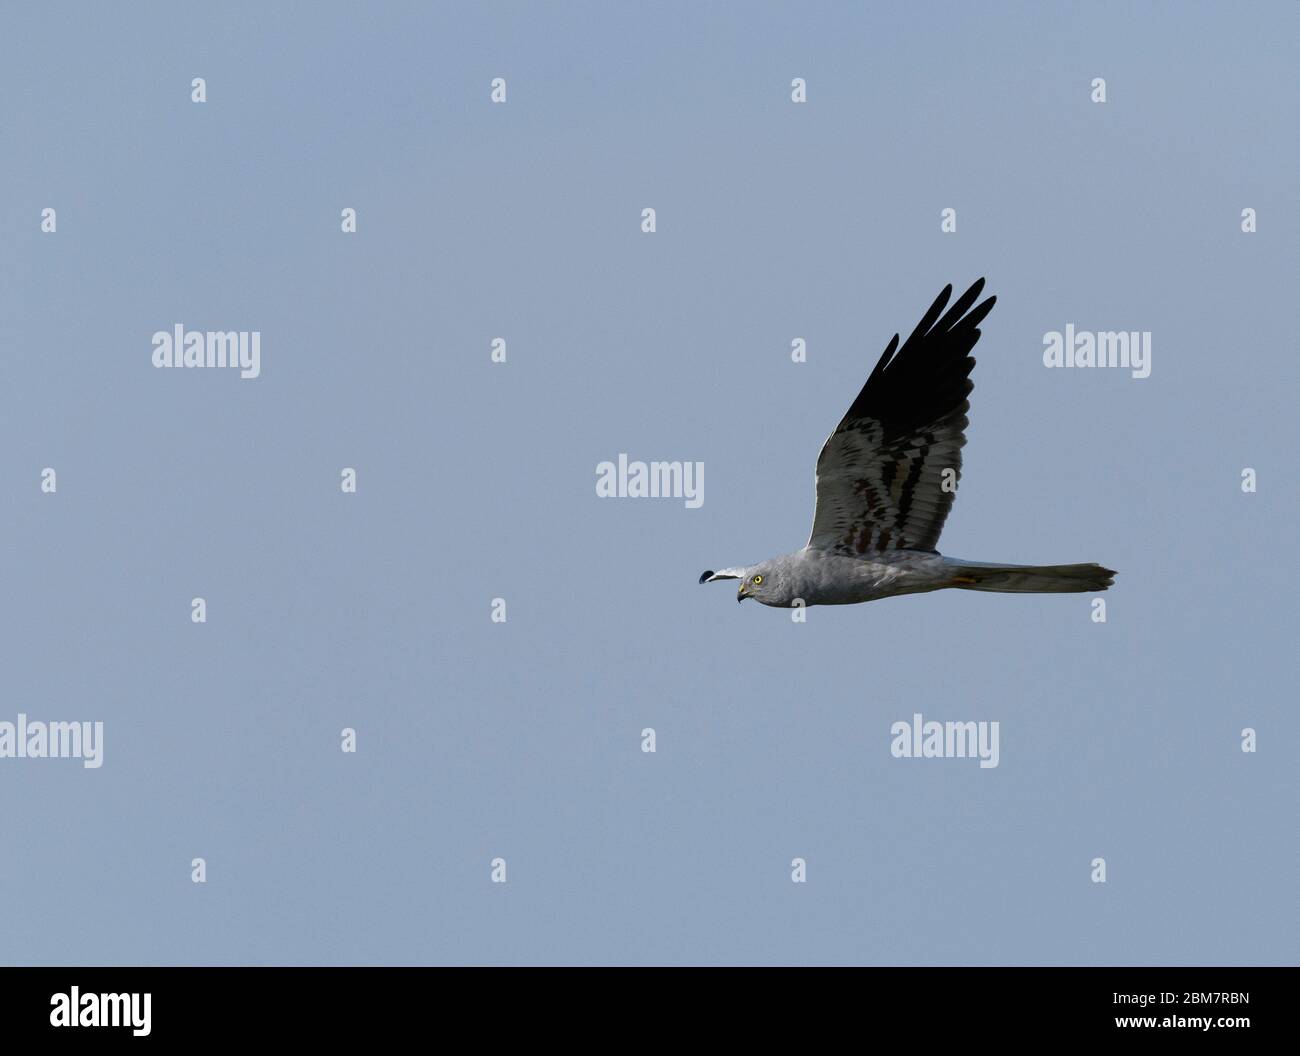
(700, 279, 1115, 607)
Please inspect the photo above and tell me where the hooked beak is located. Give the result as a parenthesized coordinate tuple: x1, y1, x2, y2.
(736, 585, 749, 603)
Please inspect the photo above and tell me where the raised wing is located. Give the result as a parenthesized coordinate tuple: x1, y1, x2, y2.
(806, 279, 995, 555)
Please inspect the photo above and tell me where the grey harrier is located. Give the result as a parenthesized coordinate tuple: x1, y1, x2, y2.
(700, 279, 1116, 607)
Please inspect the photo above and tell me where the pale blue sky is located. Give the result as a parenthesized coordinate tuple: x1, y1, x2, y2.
(1, 1, 1296, 965)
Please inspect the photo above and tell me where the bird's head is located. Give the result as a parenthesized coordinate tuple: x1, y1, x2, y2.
(736, 565, 778, 604)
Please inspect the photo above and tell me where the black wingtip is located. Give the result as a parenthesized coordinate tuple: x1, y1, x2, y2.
(698, 570, 713, 584)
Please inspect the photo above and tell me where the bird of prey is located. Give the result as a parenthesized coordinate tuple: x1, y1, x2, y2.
(700, 279, 1115, 607)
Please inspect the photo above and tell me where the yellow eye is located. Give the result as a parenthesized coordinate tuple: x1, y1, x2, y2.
(752, 575, 763, 585)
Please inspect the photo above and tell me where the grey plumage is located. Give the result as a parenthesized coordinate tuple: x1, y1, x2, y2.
(700, 280, 1116, 608)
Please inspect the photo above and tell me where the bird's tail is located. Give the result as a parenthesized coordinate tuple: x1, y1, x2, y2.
(948, 561, 1116, 594)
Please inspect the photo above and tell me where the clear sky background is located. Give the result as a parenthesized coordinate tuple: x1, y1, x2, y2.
(2, 1, 1296, 965)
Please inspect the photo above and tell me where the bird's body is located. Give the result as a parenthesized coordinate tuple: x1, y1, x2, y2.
(700, 279, 1116, 608)
(706, 548, 1111, 607)
(718, 548, 946, 607)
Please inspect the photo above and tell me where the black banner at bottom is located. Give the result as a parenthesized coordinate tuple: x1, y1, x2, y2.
(1, 966, 1291, 1042)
